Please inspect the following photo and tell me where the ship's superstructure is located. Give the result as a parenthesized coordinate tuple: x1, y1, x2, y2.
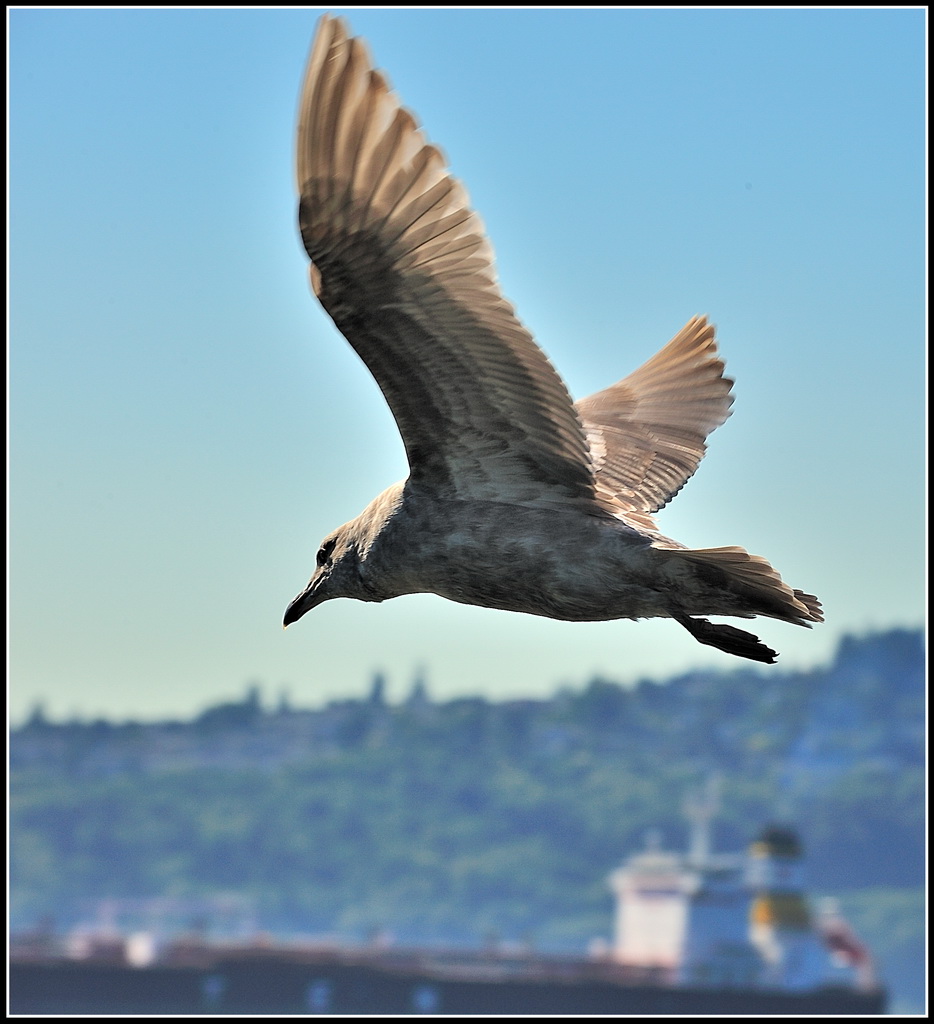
(607, 787, 876, 996)
(747, 825, 828, 989)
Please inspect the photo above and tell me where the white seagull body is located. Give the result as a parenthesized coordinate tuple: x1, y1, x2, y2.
(283, 16, 822, 664)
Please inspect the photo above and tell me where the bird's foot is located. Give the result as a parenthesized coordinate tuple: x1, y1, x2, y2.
(673, 612, 778, 664)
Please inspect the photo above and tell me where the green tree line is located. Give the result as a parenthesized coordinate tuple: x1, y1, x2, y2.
(10, 628, 924, 1008)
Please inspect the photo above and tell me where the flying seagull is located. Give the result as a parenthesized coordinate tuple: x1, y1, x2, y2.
(283, 15, 822, 664)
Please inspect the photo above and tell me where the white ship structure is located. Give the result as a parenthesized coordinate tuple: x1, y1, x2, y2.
(608, 782, 876, 995)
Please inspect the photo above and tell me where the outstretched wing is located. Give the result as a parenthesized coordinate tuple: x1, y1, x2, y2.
(575, 316, 734, 517)
(297, 16, 601, 509)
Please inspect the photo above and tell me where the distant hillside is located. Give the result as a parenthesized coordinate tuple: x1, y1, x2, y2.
(10, 628, 925, 1006)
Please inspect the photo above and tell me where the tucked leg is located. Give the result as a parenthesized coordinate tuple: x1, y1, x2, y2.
(673, 612, 778, 664)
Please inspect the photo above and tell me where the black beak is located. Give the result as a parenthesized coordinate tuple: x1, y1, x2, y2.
(282, 577, 324, 628)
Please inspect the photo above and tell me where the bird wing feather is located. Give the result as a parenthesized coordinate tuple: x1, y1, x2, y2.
(575, 316, 734, 517)
(297, 16, 603, 510)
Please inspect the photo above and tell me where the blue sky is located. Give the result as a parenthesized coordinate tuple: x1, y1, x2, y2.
(9, 8, 926, 722)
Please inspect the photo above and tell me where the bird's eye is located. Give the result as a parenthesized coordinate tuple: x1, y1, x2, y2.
(316, 540, 335, 567)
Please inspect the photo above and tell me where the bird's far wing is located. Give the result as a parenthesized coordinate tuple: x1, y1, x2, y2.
(296, 16, 599, 509)
(574, 317, 734, 515)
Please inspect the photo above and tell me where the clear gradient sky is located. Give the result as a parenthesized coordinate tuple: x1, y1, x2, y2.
(9, 8, 926, 722)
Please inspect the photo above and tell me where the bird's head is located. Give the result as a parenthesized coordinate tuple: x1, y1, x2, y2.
(283, 523, 377, 627)
(283, 483, 406, 628)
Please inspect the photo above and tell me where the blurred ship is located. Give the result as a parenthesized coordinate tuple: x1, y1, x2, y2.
(604, 782, 882, 1009)
(10, 791, 885, 1014)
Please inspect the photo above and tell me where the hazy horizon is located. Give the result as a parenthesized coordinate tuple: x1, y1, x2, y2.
(12, 624, 921, 727)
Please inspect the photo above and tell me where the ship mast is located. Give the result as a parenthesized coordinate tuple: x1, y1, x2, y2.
(682, 775, 721, 867)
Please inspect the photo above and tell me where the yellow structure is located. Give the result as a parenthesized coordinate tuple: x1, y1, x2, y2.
(747, 826, 826, 990)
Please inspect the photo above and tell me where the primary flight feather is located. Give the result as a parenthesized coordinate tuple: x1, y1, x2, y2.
(284, 15, 822, 664)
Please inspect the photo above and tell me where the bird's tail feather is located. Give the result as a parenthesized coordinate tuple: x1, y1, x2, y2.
(677, 545, 823, 626)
